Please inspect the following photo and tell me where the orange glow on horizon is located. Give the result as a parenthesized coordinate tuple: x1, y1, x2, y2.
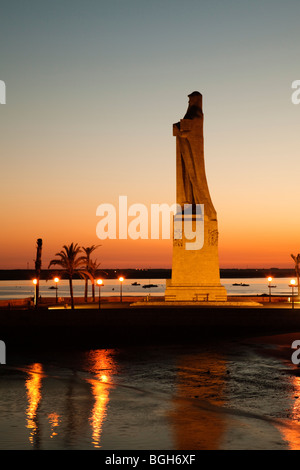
(0, 214, 299, 270)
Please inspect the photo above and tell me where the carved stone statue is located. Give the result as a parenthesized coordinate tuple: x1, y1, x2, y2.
(165, 92, 227, 302)
(174, 91, 216, 219)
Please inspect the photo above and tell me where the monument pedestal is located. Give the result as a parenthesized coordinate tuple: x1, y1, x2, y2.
(165, 213, 227, 302)
(165, 281, 227, 302)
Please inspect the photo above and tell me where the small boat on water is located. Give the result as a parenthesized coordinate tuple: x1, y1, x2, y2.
(142, 284, 158, 289)
(131, 282, 141, 286)
(232, 283, 249, 287)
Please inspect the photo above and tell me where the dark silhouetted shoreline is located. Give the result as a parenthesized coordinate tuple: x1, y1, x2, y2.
(1, 301, 300, 350)
(0, 267, 296, 281)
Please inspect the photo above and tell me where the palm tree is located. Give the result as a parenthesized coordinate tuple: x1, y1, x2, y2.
(88, 259, 108, 302)
(48, 243, 87, 309)
(82, 245, 101, 302)
(291, 253, 300, 297)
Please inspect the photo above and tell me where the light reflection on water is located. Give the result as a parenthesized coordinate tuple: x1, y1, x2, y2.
(276, 375, 300, 450)
(85, 349, 118, 448)
(23, 350, 118, 449)
(25, 363, 44, 446)
(48, 412, 60, 439)
(2, 341, 300, 449)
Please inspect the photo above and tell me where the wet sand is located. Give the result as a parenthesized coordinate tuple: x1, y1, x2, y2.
(1, 329, 300, 449)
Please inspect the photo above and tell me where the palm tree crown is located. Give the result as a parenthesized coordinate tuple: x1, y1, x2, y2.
(48, 243, 87, 308)
(88, 258, 103, 301)
(49, 243, 85, 273)
(82, 244, 101, 302)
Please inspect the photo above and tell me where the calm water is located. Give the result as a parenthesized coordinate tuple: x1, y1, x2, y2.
(0, 277, 294, 300)
(1, 338, 300, 450)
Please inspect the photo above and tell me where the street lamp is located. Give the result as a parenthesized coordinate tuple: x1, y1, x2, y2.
(119, 276, 124, 302)
(54, 277, 59, 303)
(96, 279, 103, 309)
(290, 279, 297, 309)
(32, 278, 38, 307)
(267, 277, 272, 303)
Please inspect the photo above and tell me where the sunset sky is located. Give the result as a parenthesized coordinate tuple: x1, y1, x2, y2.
(1, 0, 299, 269)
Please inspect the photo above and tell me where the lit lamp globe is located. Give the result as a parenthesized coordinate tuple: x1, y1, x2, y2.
(96, 279, 103, 309)
(54, 277, 59, 303)
(119, 277, 124, 302)
(267, 277, 272, 302)
(290, 279, 297, 309)
(32, 279, 38, 307)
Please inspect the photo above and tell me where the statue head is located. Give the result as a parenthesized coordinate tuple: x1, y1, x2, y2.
(184, 91, 203, 119)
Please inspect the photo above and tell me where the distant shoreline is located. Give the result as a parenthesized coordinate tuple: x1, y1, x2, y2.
(0, 267, 296, 281)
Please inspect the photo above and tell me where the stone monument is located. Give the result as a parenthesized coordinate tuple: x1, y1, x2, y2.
(165, 92, 227, 302)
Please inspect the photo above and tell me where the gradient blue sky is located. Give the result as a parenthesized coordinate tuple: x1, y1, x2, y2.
(1, 0, 299, 268)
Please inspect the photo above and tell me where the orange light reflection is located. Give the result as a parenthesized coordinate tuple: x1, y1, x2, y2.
(86, 349, 118, 448)
(48, 412, 61, 439)
(278, 376, 300, 450)
(25, 363, 44, 445)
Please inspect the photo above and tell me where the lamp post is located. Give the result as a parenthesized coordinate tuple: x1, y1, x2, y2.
(97, 279, 103, 309)
(267, 277, 272, 303)
(119, 276, 124, 303)
(54, 277, 59, 303)
(290, 279, 297, 309)
(32, 278, 38, 307)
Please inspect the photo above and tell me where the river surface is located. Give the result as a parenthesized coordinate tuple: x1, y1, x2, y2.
(1, 335, 300, 450)
(0, 277, 295, 300)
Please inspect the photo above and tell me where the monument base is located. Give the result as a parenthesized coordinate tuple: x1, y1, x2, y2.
(165, 280, 227, 302)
